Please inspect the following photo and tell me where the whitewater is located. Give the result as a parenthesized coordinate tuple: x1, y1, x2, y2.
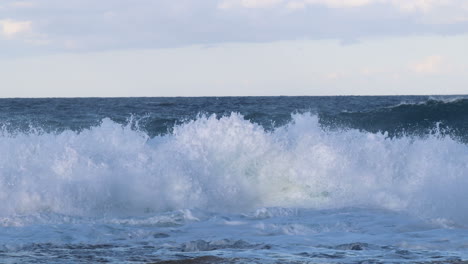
(1, 96, 468, 263)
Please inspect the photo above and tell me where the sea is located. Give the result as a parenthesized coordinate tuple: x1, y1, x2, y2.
(1, 96, 468, 264)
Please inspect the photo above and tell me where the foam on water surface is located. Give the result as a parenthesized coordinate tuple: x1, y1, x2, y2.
(1, 111, 468, 263)
(1, 113, 468, 219)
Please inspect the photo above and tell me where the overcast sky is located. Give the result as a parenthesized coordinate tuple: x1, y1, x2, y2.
(1, 0, 468, 97)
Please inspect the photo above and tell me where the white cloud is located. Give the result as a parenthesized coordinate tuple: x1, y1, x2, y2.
(218, 0, 468, 26)
(410, 55, 445, 74)
(220, 0, 465, 12)
(390, 0, 447, 13)
(9, 1, 36, 8)
(1, 0, 468, 54)
(289, 0, 372, 9)
(285, 1, 306, 9)
(219, 0, 373, 9)
(0, 19, 32, 38)
(219, 0, 284, 9)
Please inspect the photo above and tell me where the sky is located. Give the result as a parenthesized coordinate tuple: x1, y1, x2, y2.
(1, 0, 468, 97)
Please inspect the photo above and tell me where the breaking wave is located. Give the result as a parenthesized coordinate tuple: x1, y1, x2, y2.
(1, 113, 468, 224)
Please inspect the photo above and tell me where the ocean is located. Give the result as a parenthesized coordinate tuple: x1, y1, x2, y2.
(1, 96, 468, 263)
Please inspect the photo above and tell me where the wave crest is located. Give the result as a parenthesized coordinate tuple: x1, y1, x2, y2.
(1, 113, 468, 224)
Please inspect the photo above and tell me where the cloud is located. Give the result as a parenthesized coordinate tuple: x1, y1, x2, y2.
(9, 1, 35, 8)
(219, 0, 374, 9)
(287, 0, 372, 9)
(219, 0, 284, 9)
(390, 0, 441, 13)
(220, 0, 463, 11)
(410, 55, 445, 74)
(221, 0, 468, 23)
(0, 19, 32, 38)
(1, 0, 468, 54)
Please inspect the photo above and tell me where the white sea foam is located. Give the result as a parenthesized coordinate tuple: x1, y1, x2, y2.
(1, 113, 468, 224)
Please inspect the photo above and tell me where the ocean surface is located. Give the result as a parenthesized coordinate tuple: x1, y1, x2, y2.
(1, 96, 468, 264)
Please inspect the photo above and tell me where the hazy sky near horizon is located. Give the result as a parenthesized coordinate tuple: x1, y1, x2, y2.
(1, 0, 468, 97)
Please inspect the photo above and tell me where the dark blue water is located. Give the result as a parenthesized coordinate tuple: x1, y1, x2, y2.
(1, 95, 468, 264)
(1, 96, 468, 139)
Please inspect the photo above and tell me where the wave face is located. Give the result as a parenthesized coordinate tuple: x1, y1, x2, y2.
(1, 112, 468, 223)
(325, 97, 468, 141)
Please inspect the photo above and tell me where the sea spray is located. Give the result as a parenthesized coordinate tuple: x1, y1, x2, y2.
(1, 113, 468, 224)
